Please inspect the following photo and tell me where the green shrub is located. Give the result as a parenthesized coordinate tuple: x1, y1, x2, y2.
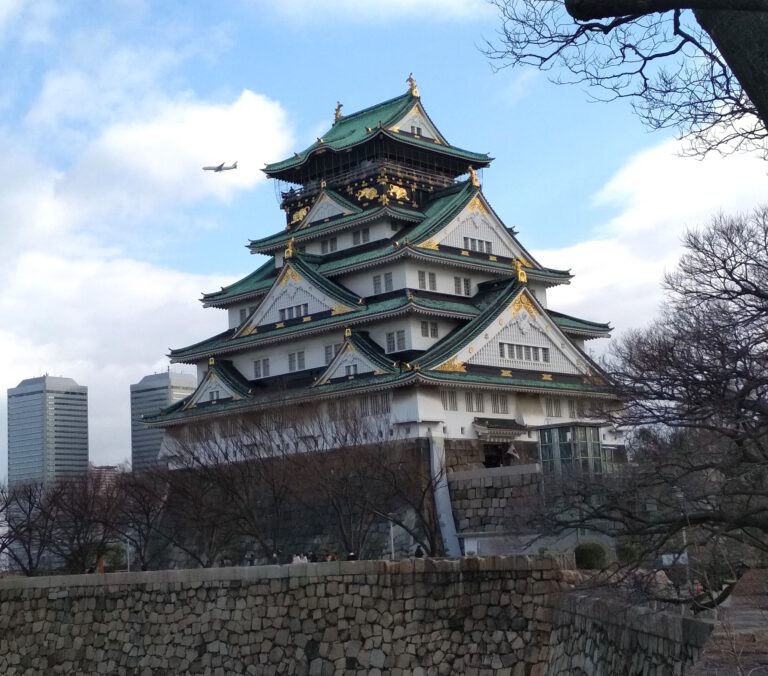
(574, 541, 607, 569)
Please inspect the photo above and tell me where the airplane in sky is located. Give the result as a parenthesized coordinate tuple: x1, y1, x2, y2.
(203, 161, 238, 172)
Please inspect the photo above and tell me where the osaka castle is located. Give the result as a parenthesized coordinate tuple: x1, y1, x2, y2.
(148, 77, 621, 477)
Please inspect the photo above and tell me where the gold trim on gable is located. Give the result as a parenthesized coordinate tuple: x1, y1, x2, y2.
(417, 239, 439, 250)
(331, 305, 354, 316)
(435, 358, 466, 373)
(511, 295, 538, 317)
(279, 268, 301, 286)
(467, 196, 488, 214)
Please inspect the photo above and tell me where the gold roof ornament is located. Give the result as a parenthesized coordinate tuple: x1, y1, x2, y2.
(208, 357, 215, 366)
(514, 258, 528, 284)
(407, 73, 420, 98)
(334, 101, 343, 123)
(468, 165, 480, 188)
(344, 327, 352, 338)
(284, 237, 296, 259)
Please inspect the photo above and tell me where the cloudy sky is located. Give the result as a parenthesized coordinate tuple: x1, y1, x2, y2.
(1, 1, 766, 475)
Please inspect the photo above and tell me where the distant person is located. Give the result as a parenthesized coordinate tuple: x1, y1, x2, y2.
(347, 552, 357, 561)
(309, 552, 318, 563)
(414, 545, 424, 558)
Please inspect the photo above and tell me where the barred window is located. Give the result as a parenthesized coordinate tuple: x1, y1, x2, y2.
(418, 271, 426, 289)
(428, 272, 436, 291)
(396, 330, 406, 351)
(324, 343, 342, 365)
(288, 351, 305, 372)
(465, 392, 484, 412)
(239, 308, 247, 323)
(359, 392, 391, 416)
(373, 275, 382, 294)
(386, 332, 396, 353)
(545, 397, 562, 417)
(440, 390, 458, 411)
(253, 358, 270, 379)
(353, 228, 369, 245)
(384, 272, 393, 292)
(491, 393, 508, 414)
(421, 321, 438, 338)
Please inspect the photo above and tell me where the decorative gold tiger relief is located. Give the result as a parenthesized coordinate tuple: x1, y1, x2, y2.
(387, 184, 409, 201)
(290, 207, 309, 225)
(356, 187, 378, 201)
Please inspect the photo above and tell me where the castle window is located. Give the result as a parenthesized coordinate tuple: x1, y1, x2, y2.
(396, 330, 406, 351)
(253, 358, 270, 379)
(454, 277, 472, 296)
(421, 321, 438, 338)
(465, 392, 484, 412)
(345, 364, 358, 376)
(288, 351, 305, 372)
(279, 303, 308, 322)
(418, 271, 426, 289)
(429, 272, 436, 290)
(500, 342, 551, 364)
(239, 308, 247, 323)
(417, 271, 437, 291)
(208, 390, 220, 402)
(384, 272, 393, 292)
(385, 332, 396, 353)
(321, 237, 337, 254)
(324, 343, 342, 365)
(491, 393, 508, 414)
(545, 397, 562, 418)
(373, 275, 382, 294)
(440, 390, 458, 411)
(410, 125, 422, 136)
(353, 228, 370, 245)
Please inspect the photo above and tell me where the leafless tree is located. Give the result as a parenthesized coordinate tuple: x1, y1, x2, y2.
(485, 0, 768, 155)
(48, 471, 122, 574)
(537, 207, 768, 580)
(4, 482, 62, 575)
(110, 469, 173, 570)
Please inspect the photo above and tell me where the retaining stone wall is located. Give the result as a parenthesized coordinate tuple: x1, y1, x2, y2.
(0, 557, 565, 676)
(0, 556, 713, 676)
(545, 592, 712, 676)
(448, 466, 542, 534)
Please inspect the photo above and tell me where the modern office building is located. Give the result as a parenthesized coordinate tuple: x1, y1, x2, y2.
(7, 376, 89, 485)
(130, 372, 197, 471)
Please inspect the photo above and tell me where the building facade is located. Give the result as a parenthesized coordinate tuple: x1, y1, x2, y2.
(148, 82, 621, 550)
(130, 372, 197, 471)
(7, 376, 89, 485)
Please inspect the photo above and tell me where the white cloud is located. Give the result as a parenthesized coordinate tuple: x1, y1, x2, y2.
(535, 139, 768, 341)
(59, 89, 293, 223)
(0, 251, 233, 475)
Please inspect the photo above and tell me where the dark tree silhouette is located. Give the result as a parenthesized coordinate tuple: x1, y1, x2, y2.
(486, 0, 768, 155)
(538, 207, 768, 567)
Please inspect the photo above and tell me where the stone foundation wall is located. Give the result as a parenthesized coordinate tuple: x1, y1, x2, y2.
(0, 556, 564, 676)
(448, 465, 542, 534)
(545, 592, 712, 676)
(0, 556, 715, 676)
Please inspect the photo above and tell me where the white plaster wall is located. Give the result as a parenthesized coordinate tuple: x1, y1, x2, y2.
(291, 219, 395, 258)
(339, 261, 408, 297)
(407, 316, 458, 351)
(404, 262, 497, 297)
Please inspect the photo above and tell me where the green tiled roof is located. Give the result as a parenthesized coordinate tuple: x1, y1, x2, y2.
(248, 204, 423, 253)
(547, 309, 611, 335)
(416, 279, 523, 369)
(288, 254, 362, 308)
(170, 291, 477, 363)
(417, 369, 612, 395)
(264, 91, 490, 175)
(202, 259, 276, 306)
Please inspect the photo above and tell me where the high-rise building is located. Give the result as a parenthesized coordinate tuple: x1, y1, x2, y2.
(7, 376, 89, 485)
(130, 372, 197, 471)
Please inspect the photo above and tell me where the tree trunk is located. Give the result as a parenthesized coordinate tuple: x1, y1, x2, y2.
(693, 8, 768, 132)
